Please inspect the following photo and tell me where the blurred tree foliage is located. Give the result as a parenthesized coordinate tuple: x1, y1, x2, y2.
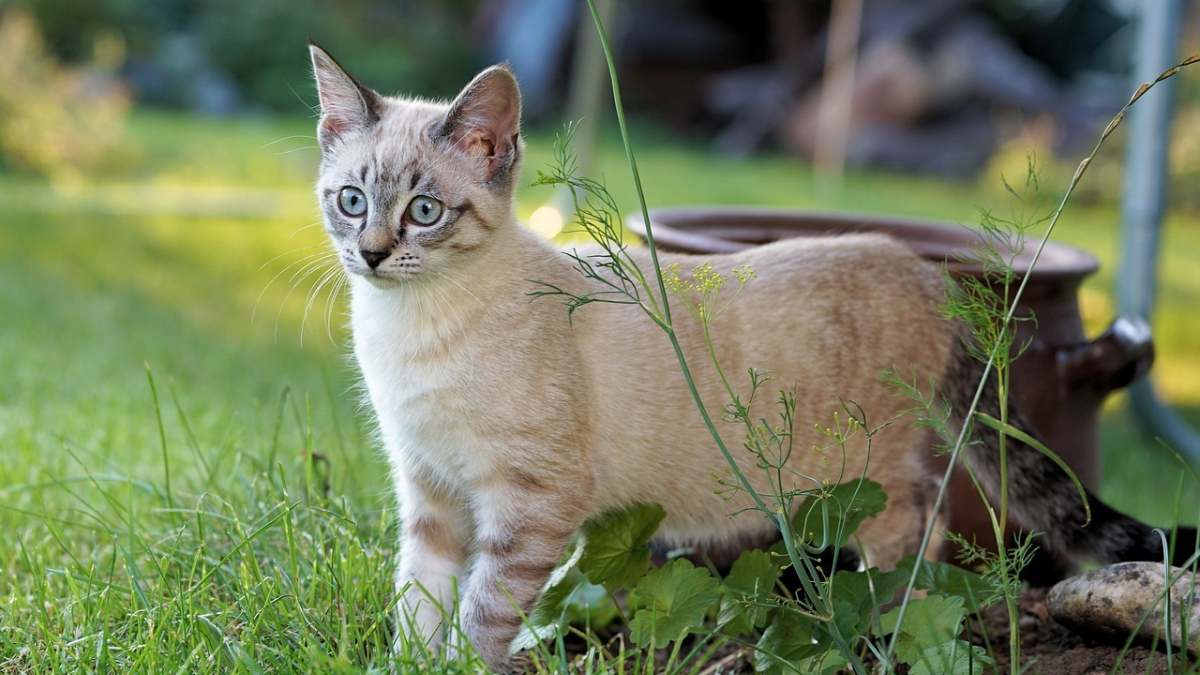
(0, 10, 129, 177)
(12, 0, 481, 113)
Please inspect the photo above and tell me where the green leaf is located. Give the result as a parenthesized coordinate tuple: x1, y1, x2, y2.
(831, 567, 908, 612)
(528, 572, 576, 628)
(909, 639, 993, 675)
(830, 597, 863, 641)
(755, 611, 847, 675)
(627, 559, 720, 648)
(793, 479, 887, 550)
(879, 595, 968, 665)
(895, 556, 1000, 612)
(517, 536, 616, 651)
(755, 610, 811, 675)
(578, 503, 665, 592)
(515, 574, 620, 652)
(828, 567, 909, 635)
(718, 549, 783, 635)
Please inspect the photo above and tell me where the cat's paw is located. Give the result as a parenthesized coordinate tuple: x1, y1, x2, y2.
(447, 623, 516, 674)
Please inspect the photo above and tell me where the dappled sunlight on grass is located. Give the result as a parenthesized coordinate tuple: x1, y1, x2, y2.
(1, 178, 311, 219)
(9, 209, 344, 352)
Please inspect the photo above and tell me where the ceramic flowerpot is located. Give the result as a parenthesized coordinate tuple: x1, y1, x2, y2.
(626, 207, 1154, 572)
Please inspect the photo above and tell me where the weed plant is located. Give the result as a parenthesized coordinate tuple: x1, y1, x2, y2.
(528, 3, 997, 674)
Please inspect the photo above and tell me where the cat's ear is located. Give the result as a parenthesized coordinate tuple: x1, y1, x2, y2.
(437, 65, 522, 184)
(309, 41, 381, 148)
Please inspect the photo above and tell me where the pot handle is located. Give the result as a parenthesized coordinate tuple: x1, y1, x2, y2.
(1059, 315, 1155, 392)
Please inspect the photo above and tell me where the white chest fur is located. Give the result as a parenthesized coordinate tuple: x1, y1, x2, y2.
(350, 278, 496, 486)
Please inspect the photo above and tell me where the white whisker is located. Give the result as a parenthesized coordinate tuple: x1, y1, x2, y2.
(275, 145, 320, 157)
(275, 254, 339, 342)
(428, 281, 466, 339)
(432, 268, 484, 306)
(324, 273, 348, 345)
(261, 134, 319, 149)
(258, 245, 324, 272)
(254, 249, 335, 323)
(405, 284, 431, 367)
(288, 221, 327, 242)
(301, 265, 344, 345)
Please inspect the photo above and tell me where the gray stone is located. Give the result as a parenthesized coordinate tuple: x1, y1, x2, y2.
(1047, 562, 1199, 655)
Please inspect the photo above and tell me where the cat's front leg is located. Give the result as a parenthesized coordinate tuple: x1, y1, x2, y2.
(459, 475, 585, 672)
(393, 473, 467, 657)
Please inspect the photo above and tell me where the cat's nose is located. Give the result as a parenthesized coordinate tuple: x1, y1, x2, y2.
(360, 249, 389, 268)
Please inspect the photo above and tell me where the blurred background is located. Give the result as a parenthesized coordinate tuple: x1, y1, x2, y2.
(6, 0, 1188, 174)
(2, 0, 1198, 530)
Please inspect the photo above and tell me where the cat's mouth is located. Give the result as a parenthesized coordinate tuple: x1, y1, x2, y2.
(359, 267, 418, 288)
(340, 251, 423, 287)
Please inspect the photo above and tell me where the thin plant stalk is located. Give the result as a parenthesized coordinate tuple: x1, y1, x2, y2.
(583, 0, 774, 568)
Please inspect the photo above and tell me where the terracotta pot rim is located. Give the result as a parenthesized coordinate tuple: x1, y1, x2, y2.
(626, 206, 1100, 282)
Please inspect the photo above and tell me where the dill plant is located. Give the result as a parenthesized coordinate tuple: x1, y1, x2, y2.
(881, 160, 1058, 672)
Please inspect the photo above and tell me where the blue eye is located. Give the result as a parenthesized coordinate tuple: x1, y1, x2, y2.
(407, 196, 443, 225)
(338, 187, 367, 217)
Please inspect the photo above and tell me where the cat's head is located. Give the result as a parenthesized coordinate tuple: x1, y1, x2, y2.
(309, 43, 522, 288)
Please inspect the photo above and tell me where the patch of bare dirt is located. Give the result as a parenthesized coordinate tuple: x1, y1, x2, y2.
(970, 588, 1192, 675)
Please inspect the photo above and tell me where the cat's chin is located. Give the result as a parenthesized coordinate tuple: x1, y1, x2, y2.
(356, 270, 412, 290)
(362, 271, 410, 288)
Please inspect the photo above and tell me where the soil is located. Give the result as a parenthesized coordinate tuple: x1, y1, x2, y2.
(548, 588, 1195, 674)
(969, 587, 1191, 675)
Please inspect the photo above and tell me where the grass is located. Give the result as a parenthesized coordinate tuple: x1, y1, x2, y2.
(1, 109, 1197, 672)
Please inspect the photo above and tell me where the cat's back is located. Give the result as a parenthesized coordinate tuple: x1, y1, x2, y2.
(576, 231, 951, 370)
(727, 232, 939, 298)
(672, 232, 949, 376)
(734, 232, 944, 327)
(622, 232, 946, 330)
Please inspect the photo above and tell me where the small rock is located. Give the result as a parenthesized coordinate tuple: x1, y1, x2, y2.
(1047, 562, 1199, 655)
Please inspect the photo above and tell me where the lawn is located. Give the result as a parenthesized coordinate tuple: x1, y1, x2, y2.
(1, 110, 1197, 672)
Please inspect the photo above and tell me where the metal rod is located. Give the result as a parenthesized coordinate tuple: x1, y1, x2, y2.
(1118, 0, 1200, 463)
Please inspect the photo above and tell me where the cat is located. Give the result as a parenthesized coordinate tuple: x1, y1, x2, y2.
(307, 43, 1196, 672)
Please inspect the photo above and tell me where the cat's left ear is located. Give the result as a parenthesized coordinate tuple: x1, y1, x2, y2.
(438, 65, 522, 184)
(309, 41, 381, 149)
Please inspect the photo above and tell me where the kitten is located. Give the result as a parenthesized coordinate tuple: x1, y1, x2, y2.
(307, 44, 1196, 672)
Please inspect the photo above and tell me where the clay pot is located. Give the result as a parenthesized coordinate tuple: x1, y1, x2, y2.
(626, 207, 1153, 569)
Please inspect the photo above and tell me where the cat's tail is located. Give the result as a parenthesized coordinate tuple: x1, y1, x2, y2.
(945, 337, 1198, 568)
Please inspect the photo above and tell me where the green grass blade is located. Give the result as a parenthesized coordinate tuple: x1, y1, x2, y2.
(973, 411, 1091, 524)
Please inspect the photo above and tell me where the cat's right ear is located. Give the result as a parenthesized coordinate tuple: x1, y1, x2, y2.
(309, 41, 381, 149)
(437, 65, 522, 185)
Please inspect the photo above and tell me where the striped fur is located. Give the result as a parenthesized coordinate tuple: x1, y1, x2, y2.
(309, 45, 1194, 673)
(944, 342, 1197, 566)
